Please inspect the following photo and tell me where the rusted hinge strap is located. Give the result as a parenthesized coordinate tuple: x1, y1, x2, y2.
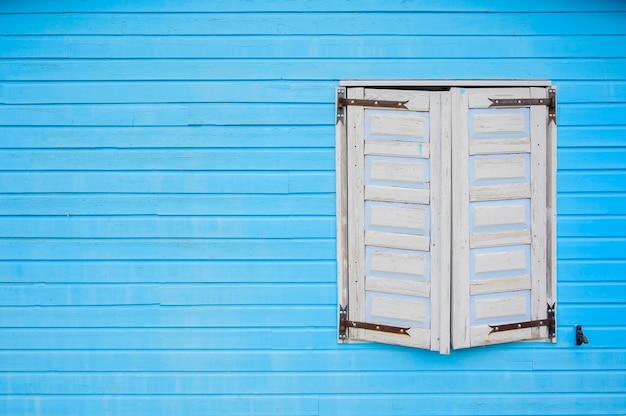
(342, 320, 411, 336)
(336, 88, 409, 123)
(489, 303, 556, 338)
(488, 318, 555, 335)
(338, 97, 409, 109)
(488, 88, 557, 124)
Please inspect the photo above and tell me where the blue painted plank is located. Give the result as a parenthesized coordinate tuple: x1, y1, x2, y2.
(559, 238, 626, 260)
(559, 104, 626, 127)
(556, 81, 626, 104)
(558, 282, 626, 303)
(0, 80, 335, 104)
(2, 35, 624, 59)
(0, 216, 335, 238)
(318, 393, 626, 416)
(1, 371, 625, 395)
(0, 283, 336, 306)
(0, 194, 335, 216)
(0, 172, 335, 193)
(558, 216, 626, 237)
(558, 171, 626, 192)
(0, 239, 335, 260)
(533, 350, 626, 370)
(0, 103, 331, 126)
(558, 260, 626, 282)
(0, 126, 336, 149)
(558, 149, 626, 170)
(2, 0, 625, 13)
(558, 126, 626, 147)
(0, 260, 337, 283)
(1, 13, 624, 35)
(1, 59, 624, 81)
(558, 304, 626, 326)
(0, 395, 319, 416)
(558, 194, 626, 215)
(0, 149, 335, 171)
(0, 348, 538, 372)
(0, 328, 338, 350)
(0, 305, 336, 328)
(557, 326, 626, 348)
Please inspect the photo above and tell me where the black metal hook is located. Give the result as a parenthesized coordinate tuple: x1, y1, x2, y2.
(575, 325, 588, 346)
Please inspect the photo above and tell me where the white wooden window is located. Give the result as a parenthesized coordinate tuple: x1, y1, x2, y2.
(336, 82, 556, 354)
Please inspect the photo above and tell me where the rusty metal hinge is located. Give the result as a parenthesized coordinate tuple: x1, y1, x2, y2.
(489, 88, 556, 124)
(339, 305, 410, 338)
(489, 303, 556, 339)
(336, 88, 409, 123)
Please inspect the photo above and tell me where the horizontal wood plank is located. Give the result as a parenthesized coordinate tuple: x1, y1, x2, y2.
(1, 59, 624, 81)
(0, 172, 335, 194)
(0, 260, 337, 283)
(0, 149, 335, 171)
(0, 239, 335, 260)
(0, 126, 335, 149)
(2, 0, 625, 12)
(0, 283, 336, 306)
(1, 13, 624, 36)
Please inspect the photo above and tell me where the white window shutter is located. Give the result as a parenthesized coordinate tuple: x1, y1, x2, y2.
(451, 87, 555, 349)
(345, 88, 451, 353)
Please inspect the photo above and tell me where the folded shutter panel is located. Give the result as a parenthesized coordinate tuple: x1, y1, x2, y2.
(451, 87, 552, 349)
(346, 88, 451, 353)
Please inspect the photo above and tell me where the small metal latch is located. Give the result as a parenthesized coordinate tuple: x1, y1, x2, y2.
(488, 88, 557, 124)
(489, 303, 556, 338)
(336, 89, 409, 123)
(575, 325, 588, 346)
(339, 305, 410, 338)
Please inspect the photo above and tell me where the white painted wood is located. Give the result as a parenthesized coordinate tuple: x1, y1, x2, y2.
(428, 91, 442, 353)
(369, 159, 427, 184)
(371, 296, 427, 322)
(365, 140, 430, 158)
(347, 87, 367, 342)
(437, 90, 452, 355)
(470, 275, 531, 295)
(472, 112, 527, 135)
(368, 112, 427, 138)
(369, 249, 427, 277)
(472, 155, 527, 181)
(474, 295, 527, 321)
(364, 327, 430, 349)
(546, 86, 558, 343)
(366, 276, 430, 298)
(470, 326, 533, 346)
(364, 231, 430, 251)
(473, 247, 528, 275)
(467, 88, 532, 108)
(453, 86, 552, 349)
(365, 185, 429, 204)
(364, 88, 430, 112)
(474, 203, 527, 228)
(344, 89, 444, 351)
(451, 87, 471, 349)
(369, 204, 427, 232)
(470, 184, 531, 201)
(470, 229, 531, 248)
(469, 137, 531, 155)
(530, 87, 549, 339)
(336, 87, 349, 342)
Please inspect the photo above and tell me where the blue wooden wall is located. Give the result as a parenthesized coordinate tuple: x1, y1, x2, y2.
(1, 1, 625, 414)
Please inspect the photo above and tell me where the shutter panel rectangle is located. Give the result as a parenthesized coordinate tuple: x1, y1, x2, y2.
(346, 88, 451, 353)
(451, 87, 554, 349)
